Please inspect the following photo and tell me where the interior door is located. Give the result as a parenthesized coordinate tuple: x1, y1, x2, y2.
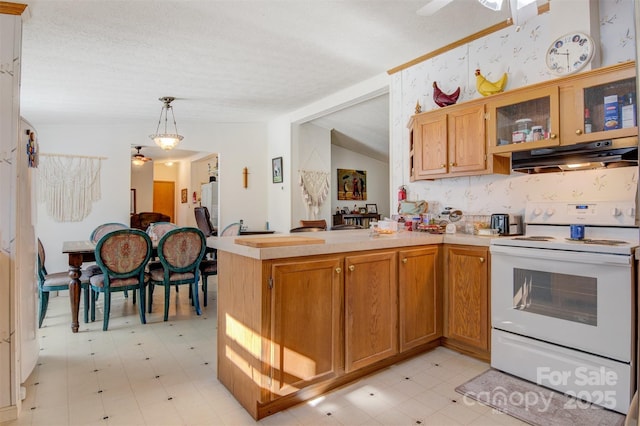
(153, 180, 175, 222)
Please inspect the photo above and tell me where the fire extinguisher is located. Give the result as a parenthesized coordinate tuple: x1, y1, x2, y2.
(398, 185, 407, 202)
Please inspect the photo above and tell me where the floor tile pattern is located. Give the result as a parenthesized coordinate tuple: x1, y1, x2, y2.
(9, 280, 526, 425)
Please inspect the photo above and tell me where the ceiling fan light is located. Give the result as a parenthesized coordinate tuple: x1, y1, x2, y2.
(478, 0, 503, 11)
(149, 96, 183, 151)
(132, 157, 145, 166)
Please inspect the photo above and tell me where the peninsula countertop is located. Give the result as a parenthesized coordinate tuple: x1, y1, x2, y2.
(206, 229, 497, 260)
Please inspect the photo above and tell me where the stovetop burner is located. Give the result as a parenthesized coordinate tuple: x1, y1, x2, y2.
(513, 236, 555, 241)
(567, 238, 629, 246)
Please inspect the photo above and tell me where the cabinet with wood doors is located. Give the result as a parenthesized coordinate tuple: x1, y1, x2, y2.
(269, 257, 343, 398)
(344, 250, 397, 372)
(398, 246, 442, 352)
(409, 99, 510, 180)
(486, 61, 637, 154)
(559, 61, 636, 145)
(216, 243, 442, 420)
(443, 244, 490, 361)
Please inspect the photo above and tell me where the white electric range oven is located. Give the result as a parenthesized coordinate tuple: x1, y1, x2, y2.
(490, 199, 639, 414)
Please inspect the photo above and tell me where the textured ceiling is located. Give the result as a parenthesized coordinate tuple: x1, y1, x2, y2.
(19, 0, 512, 160)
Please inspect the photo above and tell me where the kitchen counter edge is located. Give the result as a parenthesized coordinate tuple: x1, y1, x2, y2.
(207, 230, 496, 260)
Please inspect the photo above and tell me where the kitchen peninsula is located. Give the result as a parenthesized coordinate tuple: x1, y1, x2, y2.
(208, 230, 490, 419)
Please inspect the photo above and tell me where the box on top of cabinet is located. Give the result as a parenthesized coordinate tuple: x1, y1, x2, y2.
(604, 95, 620, 130)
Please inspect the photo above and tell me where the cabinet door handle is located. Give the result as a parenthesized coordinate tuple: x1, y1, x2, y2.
(575, 129, 583, 135)
(335, 267, 341, 274)
(549, 133, 557, 139)
(479, 257, 485, 263)
(402, 258, 408, 264)
(449, 162, 457, 167)
(440, 163, 446, 168)
(348, 265, 355, 272)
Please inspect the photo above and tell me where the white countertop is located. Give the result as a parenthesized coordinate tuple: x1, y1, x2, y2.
(207, 229, 495, 260)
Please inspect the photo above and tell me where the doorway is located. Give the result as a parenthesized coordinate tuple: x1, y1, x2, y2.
(153, 180, 175, 222)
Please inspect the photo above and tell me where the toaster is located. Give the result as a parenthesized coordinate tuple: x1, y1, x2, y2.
(490, 214, 522, 236)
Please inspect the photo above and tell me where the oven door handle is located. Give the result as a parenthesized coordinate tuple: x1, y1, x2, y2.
(490, 244, 632, 266)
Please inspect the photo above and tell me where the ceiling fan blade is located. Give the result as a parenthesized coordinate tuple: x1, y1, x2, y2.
(416, 0, 454, 16)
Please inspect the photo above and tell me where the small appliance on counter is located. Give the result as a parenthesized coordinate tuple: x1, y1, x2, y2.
(490, 213, 522, 236)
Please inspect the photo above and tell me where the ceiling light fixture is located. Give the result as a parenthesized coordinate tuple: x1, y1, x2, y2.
(478, 0, 503, 11)
(132, 146, 152, 166)
(149, 96, 183, 150)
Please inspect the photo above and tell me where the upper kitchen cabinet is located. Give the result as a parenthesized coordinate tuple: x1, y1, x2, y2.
(409, 100, 510, 180)
(559, 61, 636, 145)
(487, 61, 636, 154)
(487, 85, 560, 154)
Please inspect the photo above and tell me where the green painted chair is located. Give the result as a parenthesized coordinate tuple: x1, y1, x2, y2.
(148, 227, 206, 321)
(87, 222, 131, 298)
(89, 229, 152, 331)
(198, 222, 240, 307)
(37, 238, 91, 328)
(89, 222, 129, 244)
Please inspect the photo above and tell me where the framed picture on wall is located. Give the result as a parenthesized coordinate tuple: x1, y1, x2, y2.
(337, 169, 367, 200)
(181, 188, 188, 204)
(272, 157, 283, 183)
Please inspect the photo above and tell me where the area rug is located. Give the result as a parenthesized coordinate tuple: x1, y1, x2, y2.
(455, 369, 625, 426)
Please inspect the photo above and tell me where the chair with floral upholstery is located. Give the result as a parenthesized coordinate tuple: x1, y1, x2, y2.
(146, 222, 178, 242)
(89, 222, 129, 244)
(87, 222, 130, 283)
(89, 229, 152, 331)
(198, 222, 240, 307)
(146, 222, 180, 292)
(148, 227, 206, 321)
(37, 238, 92, 328)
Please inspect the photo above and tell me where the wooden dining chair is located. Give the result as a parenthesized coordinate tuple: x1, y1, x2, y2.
(198, 222, 241, 307)
(148, 227, 206, 321)
(300, 219, 327, 230)
(290, 226, 325, 232)
(89, 229, 152, 331)
(37, 238, 92, 328)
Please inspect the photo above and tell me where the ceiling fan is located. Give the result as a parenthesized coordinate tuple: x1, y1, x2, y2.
(417, 0, 538, 27)
(132, 146, 152, 166)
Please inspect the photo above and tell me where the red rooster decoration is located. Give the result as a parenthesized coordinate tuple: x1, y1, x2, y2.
(432, 82, 461, 107)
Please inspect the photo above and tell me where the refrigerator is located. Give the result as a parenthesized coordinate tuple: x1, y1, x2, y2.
(200, 181, 219, 232)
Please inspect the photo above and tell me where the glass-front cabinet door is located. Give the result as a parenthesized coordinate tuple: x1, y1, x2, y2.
(487, 85, 560, 154)
(561, 63, 637, 145)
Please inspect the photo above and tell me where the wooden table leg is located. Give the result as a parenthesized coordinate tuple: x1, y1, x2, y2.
(68, 253, 83, 333)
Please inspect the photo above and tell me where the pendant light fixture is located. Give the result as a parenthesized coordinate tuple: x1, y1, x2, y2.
(149, 96, 183, 150)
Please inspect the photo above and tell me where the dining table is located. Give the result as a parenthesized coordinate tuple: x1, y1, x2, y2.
(61, 240, 96, 333)
(62, 239, 161, 333)
(62, 236, 209, 332)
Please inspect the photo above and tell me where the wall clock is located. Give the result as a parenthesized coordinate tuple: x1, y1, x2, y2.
(545, 32, 595, 76)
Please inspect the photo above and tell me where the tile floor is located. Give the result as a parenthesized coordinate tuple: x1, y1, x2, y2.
(8, 280, 526, 426)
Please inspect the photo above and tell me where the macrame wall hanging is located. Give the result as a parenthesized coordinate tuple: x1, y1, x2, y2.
(298, 170, 330, 219)
(38, 153, 104, 222)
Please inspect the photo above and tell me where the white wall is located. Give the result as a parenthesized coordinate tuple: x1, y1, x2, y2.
(267, 116, 293, 232)
(34, 121, 267, 272)
(294, 123, 332, 227)
(331, 144, 390, 221)
(267, 73, 390, 230)
(130, 161, 153, 213)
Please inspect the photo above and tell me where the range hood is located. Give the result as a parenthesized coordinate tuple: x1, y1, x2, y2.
(511, 138, 638, 173)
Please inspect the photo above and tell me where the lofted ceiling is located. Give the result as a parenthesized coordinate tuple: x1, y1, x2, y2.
(19, 0, 515, 161)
